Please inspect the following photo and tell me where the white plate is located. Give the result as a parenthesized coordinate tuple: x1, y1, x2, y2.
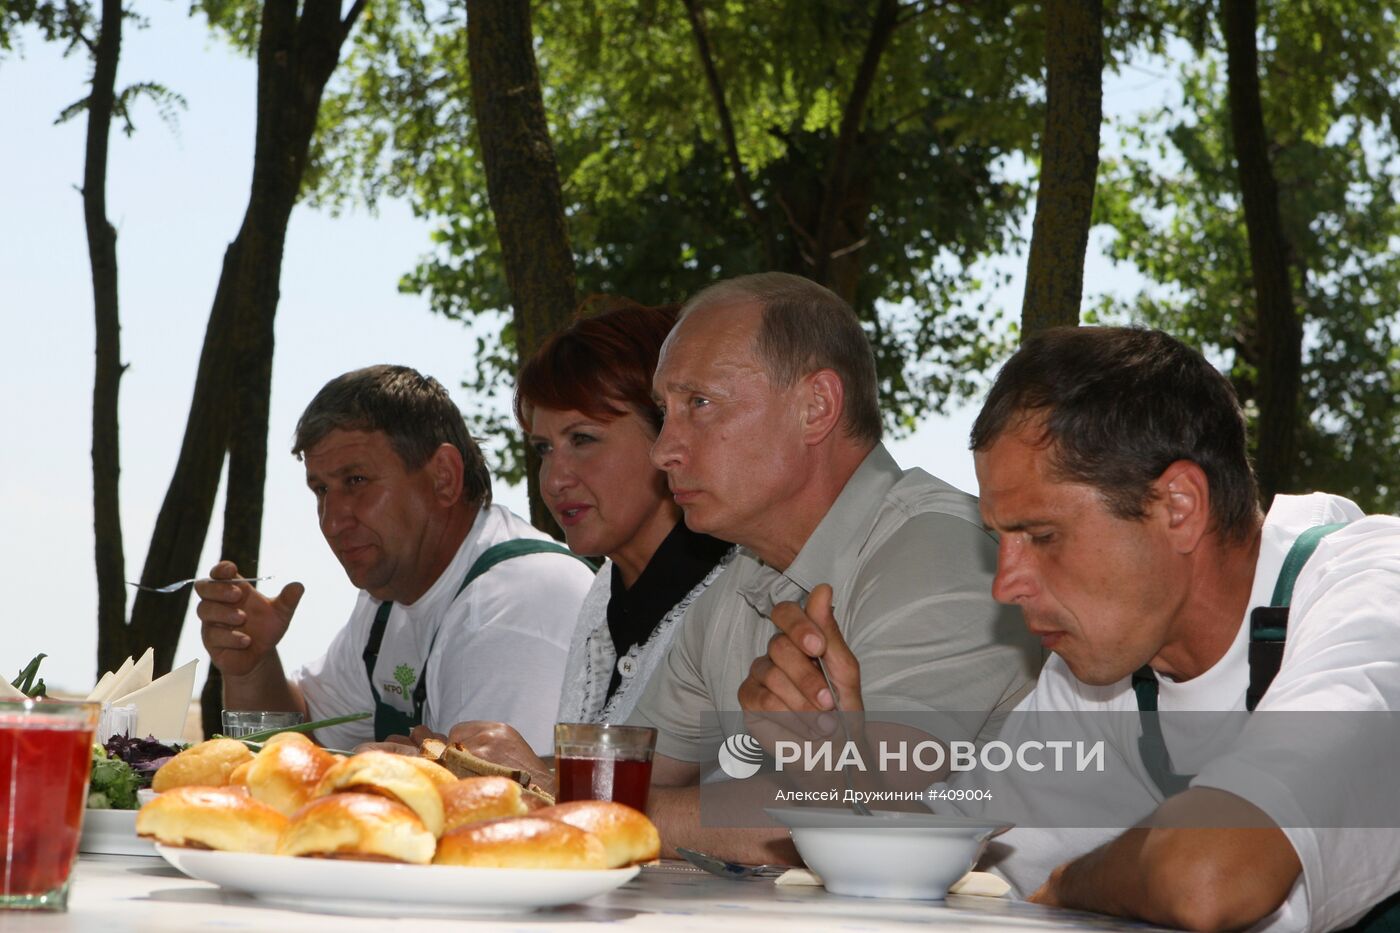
(79, 808, 157, 857)
(156, 845, 639, 916)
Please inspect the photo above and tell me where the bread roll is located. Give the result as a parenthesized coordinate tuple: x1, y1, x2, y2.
(151, 738, 255, 792)
(433, 816, 607, 870)
(536, 800, 660, 868)
(313, 751, 445, 837)
(135, 785, 287, 853)
(228, 760, 253, 787)
(243, 731, 338, 816)
(440, 776, 528, 832)
(401, 755, 457, 789)
(278, 792, 435, 864)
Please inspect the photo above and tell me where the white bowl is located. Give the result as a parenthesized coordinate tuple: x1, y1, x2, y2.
(79, 808, 157, 857)
(765, 807, 1010, 900)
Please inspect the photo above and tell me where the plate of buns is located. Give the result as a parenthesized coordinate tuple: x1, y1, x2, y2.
(135, 735, 657, 915)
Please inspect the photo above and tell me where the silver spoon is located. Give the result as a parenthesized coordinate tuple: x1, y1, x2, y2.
(675, 846, 786, 879)
(127, 575, 272, 594)
(815, 655, 875, 817)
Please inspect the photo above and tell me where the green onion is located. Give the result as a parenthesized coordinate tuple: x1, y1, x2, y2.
(11, 653, 47, 696)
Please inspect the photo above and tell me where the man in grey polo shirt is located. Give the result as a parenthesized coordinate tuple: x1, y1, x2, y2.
(631, 272, 1039, 863)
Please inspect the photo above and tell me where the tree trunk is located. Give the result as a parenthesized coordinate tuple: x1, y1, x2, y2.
(198, 0, 368, 738)
(1020, 0, 1102, 337)
(467, 0, 577, 535)
(96, 0, 362, 732)
(86, 0, 129, 678)
(1221, 0, 1300, 506)
(811, 0, 900, 288)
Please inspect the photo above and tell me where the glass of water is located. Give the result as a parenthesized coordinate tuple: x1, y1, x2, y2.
(220, 709, 305, 738)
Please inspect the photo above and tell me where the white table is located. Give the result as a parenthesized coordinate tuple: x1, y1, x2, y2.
(2, 855, 1149, 931)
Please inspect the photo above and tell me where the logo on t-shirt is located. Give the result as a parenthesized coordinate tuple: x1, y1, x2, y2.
(383, 662, 417, 697)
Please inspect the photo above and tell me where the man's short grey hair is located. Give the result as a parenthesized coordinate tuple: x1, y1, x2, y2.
(679, 272, 882, 444)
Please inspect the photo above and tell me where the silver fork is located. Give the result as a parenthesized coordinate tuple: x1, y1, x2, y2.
(816, 655, 875, 817)
(126, 576, 272, 594)
(675, 846, 786, 879)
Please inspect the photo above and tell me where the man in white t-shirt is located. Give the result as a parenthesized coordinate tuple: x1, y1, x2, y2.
(196, 365, 593, 751)
(741, 327, 1400, 931)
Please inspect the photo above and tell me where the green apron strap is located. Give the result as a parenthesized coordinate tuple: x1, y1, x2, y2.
(1268, 522, 1351, 608)
(363, 599, 419, 742)
(455, 538, 590, 597)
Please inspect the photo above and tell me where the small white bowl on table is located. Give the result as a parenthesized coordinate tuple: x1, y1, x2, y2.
(765, 806, 1010, 900)
(79, 788, 162, 857)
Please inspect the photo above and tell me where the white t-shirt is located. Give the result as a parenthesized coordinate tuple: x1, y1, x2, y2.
(941, 493, 1400, 933)
(295, 504, 594, 752)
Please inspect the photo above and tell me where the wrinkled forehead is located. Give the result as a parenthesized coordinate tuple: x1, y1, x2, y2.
(974, 419, 1061, 502)
(654, 301, 764, 387)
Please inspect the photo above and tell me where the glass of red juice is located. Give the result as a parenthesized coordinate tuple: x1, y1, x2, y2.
(554, 723, 657, 813)
(1, 698, 99, 911)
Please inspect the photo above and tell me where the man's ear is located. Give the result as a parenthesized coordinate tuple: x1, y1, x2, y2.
(1156, 459, 1211, 553)
(800, 369, 845, 446)
(425, 443, 465, 506)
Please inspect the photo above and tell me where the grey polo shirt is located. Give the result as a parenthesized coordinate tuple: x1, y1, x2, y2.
(628, 444, 1041, 763)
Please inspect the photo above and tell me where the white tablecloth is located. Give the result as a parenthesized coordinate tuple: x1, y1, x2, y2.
(3, 855, 1152, 931)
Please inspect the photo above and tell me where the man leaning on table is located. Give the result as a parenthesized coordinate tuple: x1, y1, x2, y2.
(627, 272, 1040, 862)
(742, 326, 1400, 932)
(196, 365, 594, 752)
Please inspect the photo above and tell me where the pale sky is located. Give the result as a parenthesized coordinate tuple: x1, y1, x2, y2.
(1, 6, 1157, 694)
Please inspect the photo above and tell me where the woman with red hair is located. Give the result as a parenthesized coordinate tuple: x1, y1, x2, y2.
(435, 299, 732, 783)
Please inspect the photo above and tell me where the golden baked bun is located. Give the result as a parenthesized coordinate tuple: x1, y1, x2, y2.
(278, 792, 435, 864)
(440, 776, 528, 832)
(151, 738, 255, 792)
(135, 785, 287, 853)
(433, 816, 607, 870)
(313, 751, 445, 837)
(228, 760, 252, 787)
(243, 731, 339, 817)
(402, 755, 457, 789)
(536, 800, 661, 868)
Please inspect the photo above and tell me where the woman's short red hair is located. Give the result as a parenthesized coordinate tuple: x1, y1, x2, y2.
(515, 297, 680, 434)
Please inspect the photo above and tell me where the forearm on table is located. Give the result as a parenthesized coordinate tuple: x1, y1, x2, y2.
(647, 783, 799, 865)
(220, 650, 306, 716)
(1047, 809, 1299, 930)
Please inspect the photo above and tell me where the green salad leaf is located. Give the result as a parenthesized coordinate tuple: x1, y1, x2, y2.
(88, 746, 140, 810)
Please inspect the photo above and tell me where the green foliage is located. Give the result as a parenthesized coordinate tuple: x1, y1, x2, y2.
(308, 0, 1076, 479)
(56, 81, 188, 136)
(0, 1, 90, 56)
(1092, 2, 1400, 512)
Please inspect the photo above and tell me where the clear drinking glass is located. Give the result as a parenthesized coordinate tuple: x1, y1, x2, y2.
(554, 722, 657, 813)
(220, 709, 305, 738)
(1, 698, 100, 911)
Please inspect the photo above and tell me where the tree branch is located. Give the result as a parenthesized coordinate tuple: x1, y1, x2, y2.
(895, 0, 941, 27)
(678, 0, 775, 264)
(340, 0, 368, 41)
(812, 0, 901, 283)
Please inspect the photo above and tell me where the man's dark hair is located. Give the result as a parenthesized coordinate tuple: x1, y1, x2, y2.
(970, 326, 1259, 542)
(293, 365, 492, 506)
